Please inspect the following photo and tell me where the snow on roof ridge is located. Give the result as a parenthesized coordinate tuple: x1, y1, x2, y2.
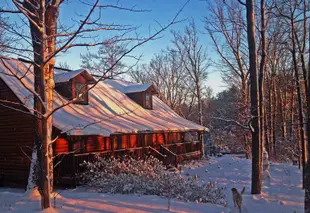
(54, 69, 84, 83)
(124, 84, 152, 94)
(54, 69, 95, 83)
(104, 79, 156, 94)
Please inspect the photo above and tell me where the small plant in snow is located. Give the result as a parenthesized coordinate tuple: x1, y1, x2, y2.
(80, 156, 227, 205)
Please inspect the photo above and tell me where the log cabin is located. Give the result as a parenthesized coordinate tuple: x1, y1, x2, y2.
(0, 57, 208, 187)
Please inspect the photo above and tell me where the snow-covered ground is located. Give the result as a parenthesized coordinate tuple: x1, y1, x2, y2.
(0, 155, 303, 213)
(183, 155, 303, 213)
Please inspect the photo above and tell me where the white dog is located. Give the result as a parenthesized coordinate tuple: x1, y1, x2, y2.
(263, 149, 272, 180)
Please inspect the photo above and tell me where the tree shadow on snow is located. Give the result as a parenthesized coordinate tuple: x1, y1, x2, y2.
(229, 206, 249, 213)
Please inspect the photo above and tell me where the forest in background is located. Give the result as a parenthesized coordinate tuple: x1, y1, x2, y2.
(103, 0, 308, 166)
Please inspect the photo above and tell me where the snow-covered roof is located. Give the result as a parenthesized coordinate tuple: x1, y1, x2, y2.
(125, 84, 153, 94)
(0, 58, 207, 136)
(54, 69, 94, 83)
(104, 79, 157, 94)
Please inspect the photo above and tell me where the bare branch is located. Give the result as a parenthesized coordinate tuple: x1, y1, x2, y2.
(44, 0, 100, 64)
(46, 0, 189, 118)
(0, 8, 22, 13)
(237, 0, 246, 6)
(211, 116, 251, 130)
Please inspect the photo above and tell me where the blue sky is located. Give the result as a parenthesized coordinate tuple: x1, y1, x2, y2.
(1, 0, 226, 94)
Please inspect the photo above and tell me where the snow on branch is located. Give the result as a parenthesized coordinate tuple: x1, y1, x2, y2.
(211, 116, 253, 131)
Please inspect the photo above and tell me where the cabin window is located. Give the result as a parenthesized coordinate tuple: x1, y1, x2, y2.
(129, 135, 137, 148)
(54, 138, 69, 155)
(122, 135, 129, 149)
(127, 92, 153, 109)
(157, 134, 165, 144)
(145, 93, 152, 109)
(55, 82, 72, 100)
(73, 141, 83, 153)
(74, 82, 88, 104)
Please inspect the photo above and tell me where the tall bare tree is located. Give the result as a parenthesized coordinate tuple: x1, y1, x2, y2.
(205, 0, 249, 105)
(172, 20, 211, 127)
(305, 19, 310, 213)
(273, 0, 308, 184)
(242, 0, 262, 194)
(259, 0, 267, 176)
(205, 0, 252, 156)
(205, 0, 309, 196)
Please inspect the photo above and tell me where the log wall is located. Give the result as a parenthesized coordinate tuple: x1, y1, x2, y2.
(0, 78, 34, 186)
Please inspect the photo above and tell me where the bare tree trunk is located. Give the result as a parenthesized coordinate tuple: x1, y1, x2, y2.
(290, 92, 295, 138)
(259, 0, 266, 174)
(279, 91, 285, 139)
(197, 83, 205, 157)
(242, 75, 248, 107)
(33, 55, 52, 209)
(295, 0, 308, 103)
(265, 109, 270, 156)
(245, 0, 262, 195)
(45, 5, 59, 193)
(41, 115, 52, 209)
(242, 75, 249, 155)
(291, 18, 306, 186)
(25, 0, 57, 208)
(268, 78, 274, 158)
(298, 121, 302, 170)
(272, 77, 277, 160)
(283, 91, 287, 139)
(304, 21, 310, 213)
(197, 81, 203, 126)
(33, 39, 52, 210)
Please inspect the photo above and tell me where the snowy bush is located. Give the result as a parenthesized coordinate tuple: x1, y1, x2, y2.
(79, 156, 226, 205)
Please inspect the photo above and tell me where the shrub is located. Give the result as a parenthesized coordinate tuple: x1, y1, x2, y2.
(80, 156, 227, 205)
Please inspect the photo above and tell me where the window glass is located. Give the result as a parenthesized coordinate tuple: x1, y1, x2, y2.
(145, 93, 151, 108)
(75, 82, 86, 102)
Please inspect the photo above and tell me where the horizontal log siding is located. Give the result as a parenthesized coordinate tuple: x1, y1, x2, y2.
(0, 78, 34, 186)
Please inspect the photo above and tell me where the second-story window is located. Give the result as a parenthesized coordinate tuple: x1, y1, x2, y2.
(145, 93, 152, 109)
(75, 82, 87, 103)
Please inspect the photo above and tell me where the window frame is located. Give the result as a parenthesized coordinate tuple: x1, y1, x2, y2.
(145, 92, 152, 109)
